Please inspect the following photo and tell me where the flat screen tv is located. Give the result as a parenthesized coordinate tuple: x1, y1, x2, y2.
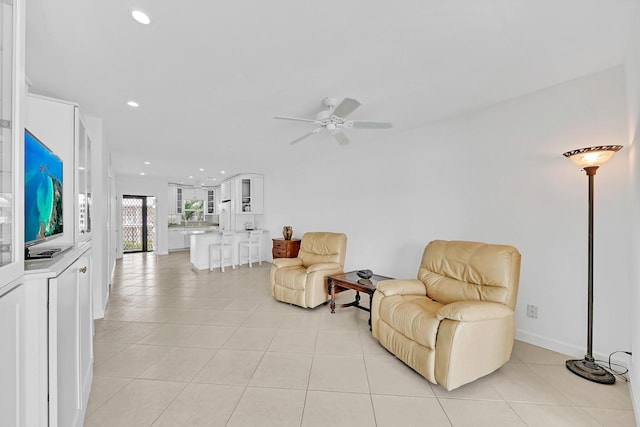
(24, 128, 64, 247)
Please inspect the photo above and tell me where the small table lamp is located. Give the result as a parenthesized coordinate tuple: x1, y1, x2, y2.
(562, 145, 622, 384)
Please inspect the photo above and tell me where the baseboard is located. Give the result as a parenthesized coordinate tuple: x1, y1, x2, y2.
(515, 329, 630, 367)
(630, 367, 640, 426)
(93, 290, 107, 319)
(93, 307, 105, 319)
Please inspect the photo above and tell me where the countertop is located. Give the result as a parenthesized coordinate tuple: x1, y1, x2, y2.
(24, 242, 93, 277)
(168, 223, 219, 228)
(188, 228, 266, 236)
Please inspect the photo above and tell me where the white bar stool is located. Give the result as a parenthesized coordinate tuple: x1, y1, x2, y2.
(238, 230, 262, 268)
(209, 231, 236, 272)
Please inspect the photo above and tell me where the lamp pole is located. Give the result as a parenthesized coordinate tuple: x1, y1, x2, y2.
(563, 146, 621, 385)
(585, 165, 597, 364)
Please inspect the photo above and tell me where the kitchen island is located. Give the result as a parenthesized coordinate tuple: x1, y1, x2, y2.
(189, 230, 268, 270)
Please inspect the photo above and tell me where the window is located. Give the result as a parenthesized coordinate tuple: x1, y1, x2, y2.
(182, 199, 204, 222)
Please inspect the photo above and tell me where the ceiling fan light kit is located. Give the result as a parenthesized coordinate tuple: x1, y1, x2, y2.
(275, 97, 392, 145)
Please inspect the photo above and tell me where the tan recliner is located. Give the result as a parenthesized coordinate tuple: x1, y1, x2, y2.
(371, 240, 521, 391)
(270, 232, 347, 308)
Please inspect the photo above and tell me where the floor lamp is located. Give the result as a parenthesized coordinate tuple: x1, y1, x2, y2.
(562, 145, 622, 384)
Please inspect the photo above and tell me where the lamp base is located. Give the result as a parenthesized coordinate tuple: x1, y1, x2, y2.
(566, 358, 615, 384)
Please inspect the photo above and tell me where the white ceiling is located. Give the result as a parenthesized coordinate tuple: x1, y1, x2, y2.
(25, 0, 637, 186)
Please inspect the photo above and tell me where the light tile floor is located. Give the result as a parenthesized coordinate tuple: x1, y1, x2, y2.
(85, 252, 637, 427)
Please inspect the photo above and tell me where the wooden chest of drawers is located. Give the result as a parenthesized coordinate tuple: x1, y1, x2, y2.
(272, 238, 301, 259)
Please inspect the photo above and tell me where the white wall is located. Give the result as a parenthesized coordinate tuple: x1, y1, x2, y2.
(108, 161, 117, 286)
(115, 175, 169, 256)
(84, 115, 112, 318)
(624, 3, 640, 422)
(264, 66, 631, 363)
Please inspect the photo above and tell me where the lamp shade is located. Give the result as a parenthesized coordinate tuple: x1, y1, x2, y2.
(562, 145, 622, 168)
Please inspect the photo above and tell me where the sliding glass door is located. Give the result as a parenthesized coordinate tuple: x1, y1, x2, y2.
(121, 195, 156, 253)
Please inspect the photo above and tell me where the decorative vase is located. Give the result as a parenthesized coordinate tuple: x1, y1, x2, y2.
(282, 226, 293, 240)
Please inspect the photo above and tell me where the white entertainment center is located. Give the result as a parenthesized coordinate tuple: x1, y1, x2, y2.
(0, 10, 100, 422)
(24, 93, 97, 426)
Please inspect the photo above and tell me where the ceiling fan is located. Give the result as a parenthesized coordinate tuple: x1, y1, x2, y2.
(274, 97, 392, 145)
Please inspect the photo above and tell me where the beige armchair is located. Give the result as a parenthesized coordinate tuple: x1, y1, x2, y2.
(270, 232, 347, 308)
(371, 240, 521, 391)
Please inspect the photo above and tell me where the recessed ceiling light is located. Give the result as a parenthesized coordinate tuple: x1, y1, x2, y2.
(127, 100, 140, 107)
(131, 9, 151, 25)
(144, 161, 150, 165)
(199, 168, 204, 172)
(189, 176, 193, 179)
(140, 172, 145, 176)
(220, 170, 225, 174)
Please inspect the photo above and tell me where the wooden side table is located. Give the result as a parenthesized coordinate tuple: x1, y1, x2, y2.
(327, 271, 393, 330)
(272, 238, 301, 259)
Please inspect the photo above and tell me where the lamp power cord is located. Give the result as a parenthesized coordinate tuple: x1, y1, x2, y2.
(594, 351, 632, 382)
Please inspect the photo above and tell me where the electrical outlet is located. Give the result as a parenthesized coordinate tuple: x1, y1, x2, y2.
(526, 304, 539, 319)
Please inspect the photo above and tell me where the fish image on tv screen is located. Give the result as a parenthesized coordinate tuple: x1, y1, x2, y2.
(24, 129, 64, 245)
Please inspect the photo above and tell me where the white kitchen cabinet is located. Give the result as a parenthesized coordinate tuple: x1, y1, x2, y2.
(168, 185, 178, 215)
(168, 185, 185, 214)
(206, 188, 216, 214)
(168, 228, 187, 251)
(176, 186, 183, 214)
(221, 179, 232, 201)
(182, 187, 193, 200)
(182, 188, 206, 202)
(214, 186, 221, 213)
(234, 174, 264, 214)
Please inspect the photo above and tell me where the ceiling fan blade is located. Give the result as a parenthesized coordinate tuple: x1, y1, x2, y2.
(332, 98, 361, 119)
(274, 116, 318, 123)
(352, 120, 392, 129)
(333, 131, 350, 145)
(290, 128, 322, 145)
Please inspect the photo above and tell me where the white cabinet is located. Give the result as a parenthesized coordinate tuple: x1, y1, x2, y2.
(0, 281, 27, 427)
(168, 228, 187, 251)
(49, 251, 92, 427)
(221, 179, 232, 201)
(206, 188, 216, 214)
(234, 174, 264, 214)
(176, 187, 183, 214)
(76, 116, 92, 240)
(167, 185, 180, 215)
(1, 276, 48, 427)
(214, 186, 221, 212)
(182, 187, 194, 201)
(182, 187, 206, 201)
(0, 0, 24, 286)
(24, 245, 93, 427)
